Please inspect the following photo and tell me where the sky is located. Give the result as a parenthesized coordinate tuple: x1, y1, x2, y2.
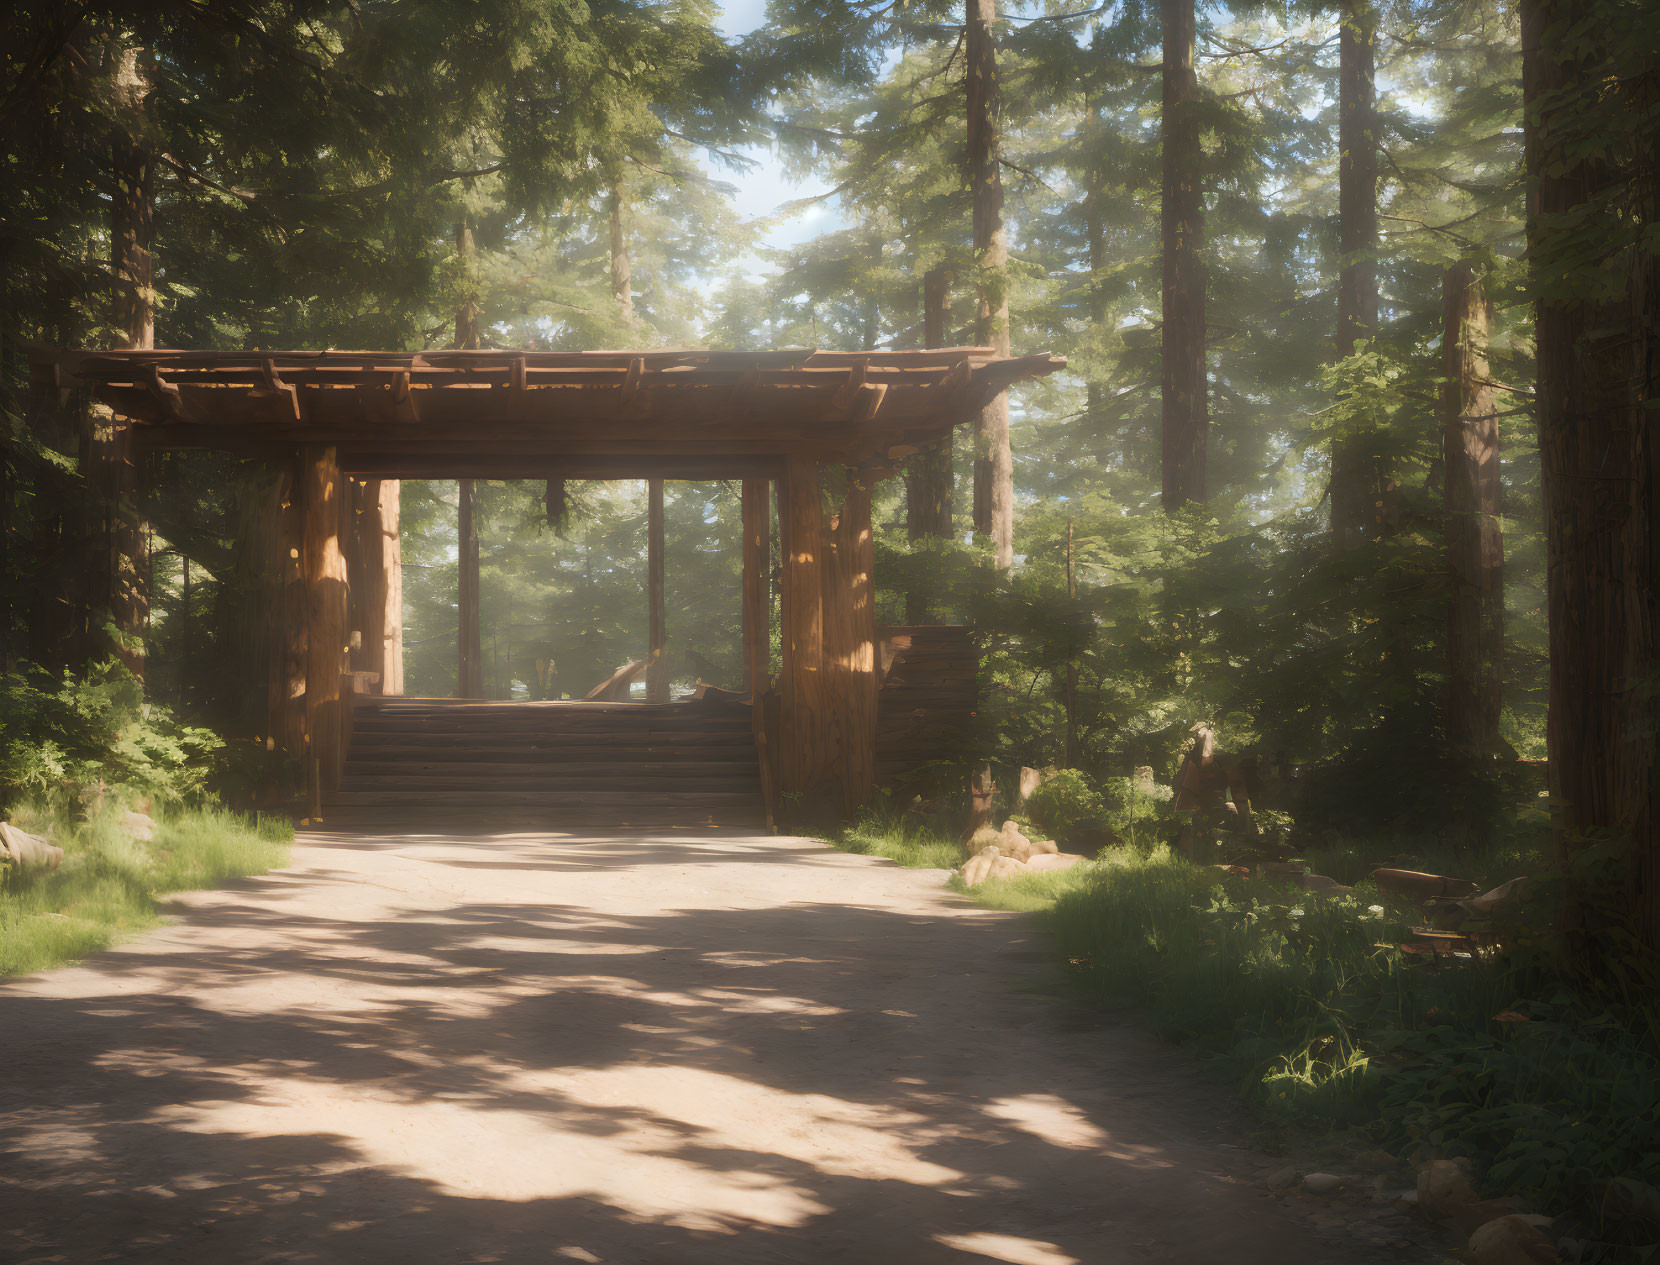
(701, 0, 844, 283)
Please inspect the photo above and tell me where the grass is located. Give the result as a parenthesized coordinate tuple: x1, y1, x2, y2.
(1, 799, 293, 976)
(828, 809, 1660, 1261)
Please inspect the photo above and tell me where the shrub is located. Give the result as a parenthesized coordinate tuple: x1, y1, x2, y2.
(1021, 769, 1108, 846)
(0, 660, 224, 812)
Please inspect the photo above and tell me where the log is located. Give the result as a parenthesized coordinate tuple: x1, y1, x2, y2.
(585, 659, 646, 702)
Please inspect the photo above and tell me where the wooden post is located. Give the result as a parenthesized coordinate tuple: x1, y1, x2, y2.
(302, 446, 348, 812)
(823, 469, 879, 812)
(646, 476, 668, 702)
(358, 478, 403, 695)
(779, 459, 826, 797)
(276, 462, 307, 769)
(741, 478, 770, 699)
(457, 478, 483, 698)
(1441, 262, 1502, 758)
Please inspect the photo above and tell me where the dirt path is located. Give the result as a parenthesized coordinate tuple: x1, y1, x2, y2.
(0, 824, 1430, 1264)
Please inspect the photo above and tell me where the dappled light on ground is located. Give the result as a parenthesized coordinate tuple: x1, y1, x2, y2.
(0, 824, 1401, 1263)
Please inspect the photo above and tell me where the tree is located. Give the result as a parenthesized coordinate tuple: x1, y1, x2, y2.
(1161, 0, 1206, 511)
(1521, 0, 1659, 970)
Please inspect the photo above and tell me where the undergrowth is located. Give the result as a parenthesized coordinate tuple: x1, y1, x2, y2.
(828, 807, 1660, 1262)
(1, 799, 292, 976)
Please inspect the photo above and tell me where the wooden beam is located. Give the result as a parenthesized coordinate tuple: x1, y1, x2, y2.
(646, 477, 668, 702)
(302, 446, 348, 813)
(741, 478, 770, 699)
(457, 478, 483, 698)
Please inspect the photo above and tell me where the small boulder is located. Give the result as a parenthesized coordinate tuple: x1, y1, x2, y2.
(121, 809, 156, 842)
(1417, 1159, 1477, 1215)
(1302, 1172, 1345, 1195)
(0, 821, 63, 873)
(1304, 873, 1354, 896)
(986, 854, 1026, 883)
(1028, 837, 1059, 856)
(967, 827, 1004, 857)
(1025, 852, 1085, 874)
(1468, 1214, 1557, 1265)
(1265, 1165, 1300, 1191)
(961, 848, 998, 888)
(998, 820, 1036, 862)
(1017, 767, 1046, 803)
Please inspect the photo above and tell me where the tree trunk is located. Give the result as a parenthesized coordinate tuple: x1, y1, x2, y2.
(741, 478, 770, 698)
(454, 222, 480, 350)
(1441, 262, 1502, 759)
(967, 0, 1013, 569)
(906, 267, 953, 622)
(1160, 0, 1206, 511)
(1523, 0, 1659, 969)
(646, 477, 668, 702)
(609, 169, 634, 328)
(1331, 0, 1383, 543)
(97, 41, 153, 677)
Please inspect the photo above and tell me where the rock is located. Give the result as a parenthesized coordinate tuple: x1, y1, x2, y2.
(1304, 874, 1354, 896)
(1393, 1189, 1420, 1211)
(1265, 1165, 1300, 1191)
(121, 809, 156, 842)
(1359, 1148, 1399, 1173)
(1017, 767, 1046, 802)
(1417, 1159, 1477, 1215)
(0, 821, 63, 872)
(1025, 852, 1085, 874)
(1029, 837, 1059, 856)
(997, 821, 1037, 863)
(1302, 1172, 1346, 1195)
(986, 854, 1026, 883)
(966, 827, 1004, 857)
(1468, 1214, 1557, 1265)
(961, 849, 998, 888)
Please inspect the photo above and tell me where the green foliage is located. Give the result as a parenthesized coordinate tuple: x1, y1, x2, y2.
(1021, 770, 1107, 846)
(834, 802, 965, 871)
(0, 661, 224, 811)
(1, 798, 291, 976)
(1050, 848, 1659, 1258)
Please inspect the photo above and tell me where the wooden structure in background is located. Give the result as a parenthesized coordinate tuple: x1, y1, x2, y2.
(35, 346, 1062, 818)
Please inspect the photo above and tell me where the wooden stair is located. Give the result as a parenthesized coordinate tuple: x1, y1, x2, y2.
(328, 697, 765, 826)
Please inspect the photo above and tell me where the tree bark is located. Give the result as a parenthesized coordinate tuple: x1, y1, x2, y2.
(95, 40, 153, 678)
(1161, 0, 1206, 511)
(779, 459, 826, 798)
(454, 222, 480, 351)
(276, 462, 307, 767)
(823, 470, 879, 812)
(1440, 262, 1502, 759)
(609, 169, 634, 327)
(906, 267, 953, 622)
(646, 477, 668, 702)
(967, 0, 1013, 569)
(1331, 0, 1383, 543)
(1523, 0, 1659, 968)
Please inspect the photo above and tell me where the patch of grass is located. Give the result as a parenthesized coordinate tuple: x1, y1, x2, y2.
(1, 800, 292, 976)
(833, 812, 966, 870)
(1048, 845, 1660, 1260)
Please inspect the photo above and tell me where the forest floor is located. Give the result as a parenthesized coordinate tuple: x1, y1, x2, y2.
(0, 822, 1447, 1264)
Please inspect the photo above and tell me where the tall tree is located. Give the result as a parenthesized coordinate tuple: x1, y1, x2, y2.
(1160, 0, 1205, 511)
(967, 0, 1013, 569)
(1522, 0, 1659, 969)
(1441, 261, 1502, 759)
(1330, 0, 1381, 542)
(455, 220, 483, 699)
